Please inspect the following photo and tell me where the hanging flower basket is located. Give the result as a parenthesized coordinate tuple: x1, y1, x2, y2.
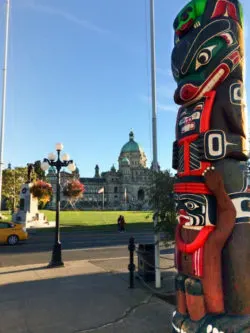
(63, 180, 84, 198)
(30, 180, 53, 204)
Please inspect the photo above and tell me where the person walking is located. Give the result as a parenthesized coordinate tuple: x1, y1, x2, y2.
(120, 215, 126, 232)
(117, 215, 122, 232)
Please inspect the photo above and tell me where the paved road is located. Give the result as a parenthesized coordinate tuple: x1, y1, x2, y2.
(0, 229, 174, 267)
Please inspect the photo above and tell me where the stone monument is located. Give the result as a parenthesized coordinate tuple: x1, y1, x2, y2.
(12, 164, 48, 227)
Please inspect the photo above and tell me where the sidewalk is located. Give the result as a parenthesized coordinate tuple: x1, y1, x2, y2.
(0, 259, 174, 333)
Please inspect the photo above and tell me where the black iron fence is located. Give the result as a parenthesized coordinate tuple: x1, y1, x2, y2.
(128, 236, 176, 292)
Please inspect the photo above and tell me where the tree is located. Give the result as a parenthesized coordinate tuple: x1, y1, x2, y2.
(2, 167, 27, 211)
(148, 169, 177, 241)
(33, 160, 46, 181)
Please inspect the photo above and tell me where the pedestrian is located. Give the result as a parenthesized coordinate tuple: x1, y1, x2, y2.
(117, 215, 122, 232)
(120, 215, 126, 232)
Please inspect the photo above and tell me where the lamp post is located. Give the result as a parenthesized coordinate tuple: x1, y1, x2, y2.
(41, 143, 76, 268)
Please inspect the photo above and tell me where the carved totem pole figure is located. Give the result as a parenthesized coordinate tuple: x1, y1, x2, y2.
(171, 0, 250, 332)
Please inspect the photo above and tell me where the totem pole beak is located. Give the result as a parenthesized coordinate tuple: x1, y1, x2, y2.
(178, 209, 190, 225)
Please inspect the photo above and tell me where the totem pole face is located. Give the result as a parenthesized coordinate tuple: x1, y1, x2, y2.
(175, 193, 216, 226)
(172, 0, 244, 105)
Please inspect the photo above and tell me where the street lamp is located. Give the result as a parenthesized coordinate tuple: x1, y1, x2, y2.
(41, 143, 76, 268)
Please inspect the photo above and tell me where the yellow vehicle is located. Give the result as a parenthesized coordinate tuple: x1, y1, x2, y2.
(0, 222, 28, 245)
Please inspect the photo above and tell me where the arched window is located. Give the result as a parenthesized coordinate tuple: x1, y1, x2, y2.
(138, 189, 144, 201)
(114, 186, 118, 193)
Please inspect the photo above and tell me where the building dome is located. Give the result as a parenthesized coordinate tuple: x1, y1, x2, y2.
(110, 164, 116, 172)
(121, 157, 130, 166)
(119, 131, 147, 169)
(48, 166, 56, 173)
(120, 131, 143, 154)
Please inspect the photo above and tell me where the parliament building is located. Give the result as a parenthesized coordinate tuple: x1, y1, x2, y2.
(47, 131, 151, 210)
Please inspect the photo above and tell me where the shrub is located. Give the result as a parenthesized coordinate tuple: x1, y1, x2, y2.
(148, 169, 177, 242)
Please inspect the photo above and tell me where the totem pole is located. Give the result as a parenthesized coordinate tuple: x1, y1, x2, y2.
(171, 0, 250, 332)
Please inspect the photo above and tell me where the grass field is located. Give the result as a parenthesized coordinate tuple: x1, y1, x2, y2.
(2, 210, 154, 232)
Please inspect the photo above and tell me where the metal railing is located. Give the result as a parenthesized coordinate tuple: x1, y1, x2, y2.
(128, 236, 176, 291)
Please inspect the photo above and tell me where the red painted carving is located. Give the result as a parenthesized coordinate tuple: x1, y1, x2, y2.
(211, 0, 238, 21)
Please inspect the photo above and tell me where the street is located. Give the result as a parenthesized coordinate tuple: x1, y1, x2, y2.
(0, 229, 173, 267)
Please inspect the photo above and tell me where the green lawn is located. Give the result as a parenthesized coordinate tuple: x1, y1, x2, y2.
(2, 210, 154, 232)
(41, 210, 153, 231)
(1, 211, 11, 221)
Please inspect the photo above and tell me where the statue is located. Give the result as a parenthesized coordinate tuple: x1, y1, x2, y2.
(26, 163, 34, 184)
(171, 0, 250, 331)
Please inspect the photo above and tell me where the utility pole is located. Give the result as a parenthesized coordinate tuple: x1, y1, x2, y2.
(0, 0, 10, 211)
(150, 0, 161, 288)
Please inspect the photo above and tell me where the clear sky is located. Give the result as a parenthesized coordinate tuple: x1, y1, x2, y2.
(0, 0, 249, 177)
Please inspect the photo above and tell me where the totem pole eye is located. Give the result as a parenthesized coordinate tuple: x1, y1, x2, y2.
(181, 11, 189, 21)
(195, 45, 216, 70)
(197, 50, 211, 65)
(185, 201, 198, 210)
(181, 5, 192, 21)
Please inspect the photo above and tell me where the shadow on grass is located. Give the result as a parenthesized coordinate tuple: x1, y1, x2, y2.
(32, 222, 154, 233)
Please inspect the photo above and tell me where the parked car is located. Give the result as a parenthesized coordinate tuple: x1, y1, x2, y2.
(0, 222, 28, 245)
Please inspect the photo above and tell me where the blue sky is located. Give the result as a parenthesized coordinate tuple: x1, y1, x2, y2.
(0, 0, 249, 177)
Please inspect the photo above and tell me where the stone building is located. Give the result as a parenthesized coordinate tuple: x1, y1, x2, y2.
(47, 131, 151, 210)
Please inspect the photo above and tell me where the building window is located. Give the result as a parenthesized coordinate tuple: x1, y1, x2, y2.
(114, 186, 118, 193)
(138, 189, 145, 201)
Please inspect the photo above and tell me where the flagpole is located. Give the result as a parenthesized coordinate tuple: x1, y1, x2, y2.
(102, 188, 104, 210)
(150, 0, 161, 288)
(0, 0, 10, 211)
(124, 187, 127, 210)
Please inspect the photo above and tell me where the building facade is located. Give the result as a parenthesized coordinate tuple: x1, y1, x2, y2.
(47, 131, 151, 210)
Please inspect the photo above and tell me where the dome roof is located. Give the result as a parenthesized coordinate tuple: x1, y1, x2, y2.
(120, 131, 143, 154)
(110, 164, 116, 172)
(48, 166, 56, 173)
(121, 157, 130, 165)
